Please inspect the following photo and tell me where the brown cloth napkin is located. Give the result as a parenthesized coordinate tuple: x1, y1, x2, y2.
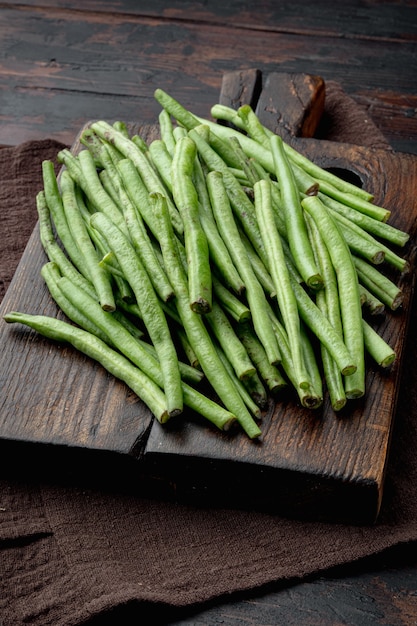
(1, 84, 417, 626)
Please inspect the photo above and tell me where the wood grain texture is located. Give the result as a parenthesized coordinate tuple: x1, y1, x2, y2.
(0, 1, 416, 152)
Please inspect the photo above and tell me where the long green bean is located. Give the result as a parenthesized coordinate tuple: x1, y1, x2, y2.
(270, 135, 323, 290)
(302, 195, 365, 398)
(4, 311, 170, 424)
(206, 301, 257, 382)
(362, 320, 396, 368)
(254, 179, 309, 390)
(36, 190, 97, 299)
(171, 136, 212, 313)
(60, 169, 115, 311)
(206, 170, 281, 366)
(41, 160, 89, 277)
(353, 255, 403, 310)
(192, 154, 245, 295)
(90, 211, 183, 417)
(151, 191, 262, 439)
(236, 323, 288, 395)
(90, 120, 184, 236)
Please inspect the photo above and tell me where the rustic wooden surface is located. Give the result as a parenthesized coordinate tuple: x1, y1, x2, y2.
(1, 1, 417, 624)
(1, 1, 417, 154)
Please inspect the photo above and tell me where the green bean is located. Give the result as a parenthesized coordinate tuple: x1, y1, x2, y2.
(116, 157, 160, 237)
(60, 169, 115, 311)
(206, 171, 281, 366)
(80, 129, 108, 167)
(228, 136, 262, 187)
(4, 311, 169, 424)
(192, 155, 245, 295)
(173, 126, 188, 142)
(131, 134, 148, 152)
(41, 161, 89, 277)
(148, 139, 174, 192)
(171, 136, 212, 313)
(300, 324, 323, 405)
(98, 250, 125, 280)
(305, 213, 343, 337)
(238, 229, 276, 297)
(316, 181, 390, 222)
(57, 275, 199, 388)
(306, 212, 346, 411)
(150, 191, 262, 439)
(254, 179, 309, 390)
(99, 168, 121, 205)
(41, 262, 112, 345)
(210, 104, 246, 130)
(302, 195, 365, 399)
(362, 319, 396, 368)
(218, 104, 374, 201)
(188, 126, 268, 266)
(90, 120, 184, 236)
(112, 309, 144, 341)
(241, 368, 269, 409)
(57, 147, 85, 180)
(158, 108, 176, 157)
(216, 347, 262, 418)
(268, 310, 321, 409)
(227, 167, 252, 188)
(82, 128, 125, 170)
(207, 102, 374, 201)
(36, 191, 97, 299)
(77, 149, 129, 237)
(154, 88, 201, 130)
(328, 208, 386, 265)
(206, 301, 257, 382)
(113, 120, 130, 139)
(328, 206, 408, 271)
(204, 129, 244, 171)
(212, 275, 250, 323)
(176, 326, 201, 370)
(321, 343, 347, 411)
(113, 297, 201, 383)
(286, 259, 357, 377)
(359, 284, 386, 315)
(236, 323, 288, 395)
(353, 255, 403, 310)
(90, 211, 183, 417)
(270, 135, 323, 290)
(104, 159, 175, 303)
(320, 193, 409, 248)
(237, 105, 270, 149)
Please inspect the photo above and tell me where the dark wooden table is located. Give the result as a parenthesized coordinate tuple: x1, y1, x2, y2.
(1, 2, 417, 624)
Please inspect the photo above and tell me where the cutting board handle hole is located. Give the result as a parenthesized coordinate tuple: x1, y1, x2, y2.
(324, 167, 363, 188)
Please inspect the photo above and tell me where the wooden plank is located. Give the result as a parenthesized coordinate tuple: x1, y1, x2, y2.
(0, 5, 416, 152)
(1, 73, 416, 523)
(4, 0, 417, 42)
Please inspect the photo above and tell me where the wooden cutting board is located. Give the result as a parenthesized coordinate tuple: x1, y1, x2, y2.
(1, 70, 416, 523)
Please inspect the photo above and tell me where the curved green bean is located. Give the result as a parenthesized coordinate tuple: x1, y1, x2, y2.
(4, 311, 169, 424)
(90, 211, 183, 417)
(302, 195, 365, 398)
(171, 136, 212, 313)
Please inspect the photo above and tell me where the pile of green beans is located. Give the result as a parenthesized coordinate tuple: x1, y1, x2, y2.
(4, 90, 410, 440)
